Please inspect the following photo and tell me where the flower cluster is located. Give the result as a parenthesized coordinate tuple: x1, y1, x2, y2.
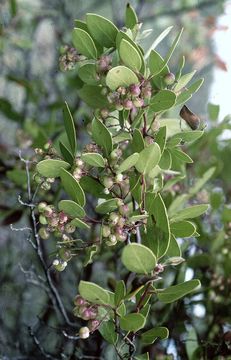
(73, 296, 100, 332)
(106, 81, 152, 112)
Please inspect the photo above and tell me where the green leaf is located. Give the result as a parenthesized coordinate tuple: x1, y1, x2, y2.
(171, 221, 196, 238)
(135, 143, 161, 175)
(148, 193, 170, 258)
(95, 199, 118, 214)
(79, 281, 110, 305)
(72, 28, 97, 59)
(165, 234, 181, 257)
(170, 204, 209, 223)
(60, 168, 85, 206)
(150, 90, 176, 112)
(78, 85, 109, 109)
(117, 153, 139, 173)
(174, 70, 196, 92)
(125, 3, 138, 29)
(149, 50, 169, 77)
(81, 152, 105, 167)
(132, 129, 145, 152)
(145, 26, 173, 60)
(70, 218, 90, 230)
(92, 118, 113, 157)
(155, 126, 167, 153)
(36, 159, 70, 178)
(59, 142, 74, 165)
(78, 63, 100, 85)
(157, 279, 201, 303)
(122, 243, 156, 274)
(63, 102, 77, 155)
(84, 245, 98, 266)
(80, 176, 110, 199)
(208, 103, 220, 121)
(170, 130, 203, 143)
(86, 13, 118, 48)
(159, 149, 172, 170)
(106, 66, 139, 91)
(141, 327, 169, 344)
(74, 20, 103, 54)
(119, 39, 142, 71)
(170, 148, 193, 163)
(99, 320, 118, 344)
(176, 78, 204, 106)
(154, 28, 183, 76)
(120, 313, 146, 332)
(115, 280, 126, 306)
(58, 200, 85, 218)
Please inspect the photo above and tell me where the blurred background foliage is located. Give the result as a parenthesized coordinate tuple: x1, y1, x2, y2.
(0, 0, 231, 359)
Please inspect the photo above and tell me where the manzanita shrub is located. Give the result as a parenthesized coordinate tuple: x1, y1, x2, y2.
(33, 4, 211, 359)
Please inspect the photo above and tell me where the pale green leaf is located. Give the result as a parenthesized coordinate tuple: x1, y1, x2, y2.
(122, 243, 156, 274)
(36, 159, 70, 178)
(106, 66, 139, 91)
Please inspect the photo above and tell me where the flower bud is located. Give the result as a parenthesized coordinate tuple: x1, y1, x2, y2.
(102, 225, 111, 238)
(133, 98, 144, 108)
(102, 176, 114, 188)
(44, 206, 53, 217)
(74, 295, 86, 306)
(123, 99, 133, 110)
(117, 86, 126, 95)
(59, 212, 68, 224)
(142, 88, 152, 99)
(38, 202, 47, 212)
(53, 260, 67, 271)
(106, 235, 117, 246)
(88, 319, 100, 332)
(109, 212, 119, 225)
(39, 227, 49, 240)
(164, 72, 175, 85)
(34, 174, 43, 184)
(130, 84, 141, 97)
(79, 326, 90, 339)
(41, 182, 51, 191)
(59, 248, 72, 261)
(115, 173, 123, 183)
(39, 215, 47, 225)
(119, 204, 129, 216)
(103, 188, 110, 195)
(75, 158, 84, 167)
(100, 108, 109, 119)
(65, 223, 76, 233)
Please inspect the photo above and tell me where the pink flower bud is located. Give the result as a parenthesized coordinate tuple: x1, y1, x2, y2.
(164, 72, 175, 85)
(123, 99, 133, 110)
(130, 84, 141, 97)
(88, 319, 100, 332)
(59, 212, 68, 224)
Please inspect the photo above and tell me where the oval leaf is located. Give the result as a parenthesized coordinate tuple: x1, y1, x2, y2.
(79, 280, 110, 305)
(106, 66, 139, 91)
(99, 320, 118, 344)
(63, 102, 77, 155)
(141, 327, 169, 344)
(36, 159, 70, 178)
(72, 28, 97, 59)
(117, 153, 139, 173)
(119, 39, 142, 71)
(170, 204, 209, 223)
(95, 199, 118, 214)
(135, 143, 161, 175)
(70, 218, 90, 230)
(78, 85, 109, 109)
(157, 279, 201, 303)
(60, 168, 85, 206)
(150, 90, 176, 112)
(86, 13, 118, 48)
(92, 118, 113, 157)
(122, 243, 156, 274)
(58, 200, 85, 218)
(81, 152, 105, 167)
(120, 313, 146, 332)
(78, 63, 100, 85)
(171, 221, 196, 238)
